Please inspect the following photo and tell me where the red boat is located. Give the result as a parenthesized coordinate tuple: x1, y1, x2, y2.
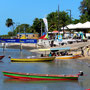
(0, 56, 5, 60)
(3, 71, 84, 81)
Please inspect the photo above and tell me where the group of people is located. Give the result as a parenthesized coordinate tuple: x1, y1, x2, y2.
(48, 51, 69, 57)
(41, 46, 90, 57)
(48, 52, 59, 57)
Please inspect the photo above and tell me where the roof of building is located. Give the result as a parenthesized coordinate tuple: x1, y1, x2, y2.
(17, 33, 38, 35)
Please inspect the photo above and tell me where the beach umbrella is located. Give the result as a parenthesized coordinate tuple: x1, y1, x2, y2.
(52, 30, 59, 33)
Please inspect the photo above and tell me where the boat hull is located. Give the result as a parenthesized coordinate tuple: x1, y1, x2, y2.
(0, 56, 5, 60)
(56, 55, 81, 59)
(3, 71, 78, 81)
(11, 57, 55, 62)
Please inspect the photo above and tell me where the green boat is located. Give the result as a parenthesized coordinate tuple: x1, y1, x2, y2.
(2, 71, 83, 81)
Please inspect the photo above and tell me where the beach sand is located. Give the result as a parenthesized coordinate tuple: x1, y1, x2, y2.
(1, 40, 90, 63)
(4, 43, 37, 50)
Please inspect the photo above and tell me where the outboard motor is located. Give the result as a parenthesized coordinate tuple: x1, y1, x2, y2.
(79, 71, 84, 76)
(8, 55, 11, 58)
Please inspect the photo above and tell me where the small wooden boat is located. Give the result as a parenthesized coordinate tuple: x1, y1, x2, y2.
(0, 55, 5, 60)
(38, 47, 81, 60)
(2, 71, 83, 81)
(56, 54, 81, 59)
(11, 57, 55, 62)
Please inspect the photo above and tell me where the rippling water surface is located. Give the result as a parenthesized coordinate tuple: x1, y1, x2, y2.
(0, 48, 90, 90)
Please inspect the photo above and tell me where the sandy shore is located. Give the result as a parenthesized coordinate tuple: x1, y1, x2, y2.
(1, 41, 90, 63)
(3, 43, 37, 50)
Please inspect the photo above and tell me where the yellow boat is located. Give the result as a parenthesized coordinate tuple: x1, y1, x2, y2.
(56, 54, 81, 59)
(11, 57, 55, 62)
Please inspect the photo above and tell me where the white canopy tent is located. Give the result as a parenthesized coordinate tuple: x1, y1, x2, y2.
(82, 21, 90, 29)
(61, 24, 76, 30)
(75, 23, 83, 29)
(61, 21, 90, 30)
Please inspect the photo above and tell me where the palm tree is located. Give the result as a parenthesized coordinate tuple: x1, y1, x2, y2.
(6, 18, 14, 36)
(6, 18, 14, 27)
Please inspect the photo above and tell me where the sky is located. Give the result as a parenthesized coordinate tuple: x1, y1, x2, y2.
(0, 0, 82, 35)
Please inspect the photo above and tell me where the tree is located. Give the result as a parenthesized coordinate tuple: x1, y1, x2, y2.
(31, 18, 44, 36)
(8, 32, 13, 36)
(5, 11, 72, 37)
(59, 11, 70, 28)
(5, 18, 14, 36)
(47, 11, 70, 35)
(79, 0, 90, 15)
(47, 12, 58, 31)
(6, 18, 14, 27)
(80, 13, 88, 23)
(13, 24, 31, 35)
(79, 0, 90, 21)
(72, 19, 80, 24)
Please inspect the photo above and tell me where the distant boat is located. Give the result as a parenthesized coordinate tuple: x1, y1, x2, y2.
(2, 71, 83, 81)
(39, 47, 81, 60)
(56, 54, 81, 59)
(0, 55, 5, 60)
(10, 56, 55, 62)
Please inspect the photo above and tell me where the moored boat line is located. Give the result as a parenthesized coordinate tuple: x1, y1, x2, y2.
(10, 54, 81, 63)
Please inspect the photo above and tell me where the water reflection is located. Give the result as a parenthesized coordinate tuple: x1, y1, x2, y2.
(4, 78, 78, 84)
(1, 48, 90, 90)
(3, 78, 81, 90)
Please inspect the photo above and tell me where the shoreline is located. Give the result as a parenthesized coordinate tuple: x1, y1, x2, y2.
(0, 43, 37, 50)
(1, 41, 90, 63)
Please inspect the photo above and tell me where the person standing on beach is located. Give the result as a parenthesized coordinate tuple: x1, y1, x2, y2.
(86, 46, 90, 56)
(81, 47, 84, 56)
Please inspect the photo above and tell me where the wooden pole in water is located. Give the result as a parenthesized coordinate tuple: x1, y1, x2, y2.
(3, 43, 5, 52)
(45, 51, 46, 56)
(20, 43, 22, 51)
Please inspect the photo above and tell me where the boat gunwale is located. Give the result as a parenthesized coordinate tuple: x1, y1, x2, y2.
(0, 55, 5, 60)
(11, 56, 55, 60)
(56, 54, 81, 59)
(3, 71, 78, 78)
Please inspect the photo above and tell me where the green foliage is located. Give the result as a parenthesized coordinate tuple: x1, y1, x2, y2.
(72, 19, 80, 24)
(4, 11, 71, 37)
(8, 32, 13, 36)
(31, 18, 44, 36)
(13, 24, 31, 35)
(6, 9, 89, 37)
(79, 0, 90, 21)
(0, 35, 11, 39)
(6, 18, 14, 27)
(80, 12, 89, 23)
(59, 11, 70, 27)
(47, 11, 70, 32)
(3, 0, 90, 37)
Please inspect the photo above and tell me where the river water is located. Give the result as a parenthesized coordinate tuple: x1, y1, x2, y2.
(0, 48, 90, 90)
